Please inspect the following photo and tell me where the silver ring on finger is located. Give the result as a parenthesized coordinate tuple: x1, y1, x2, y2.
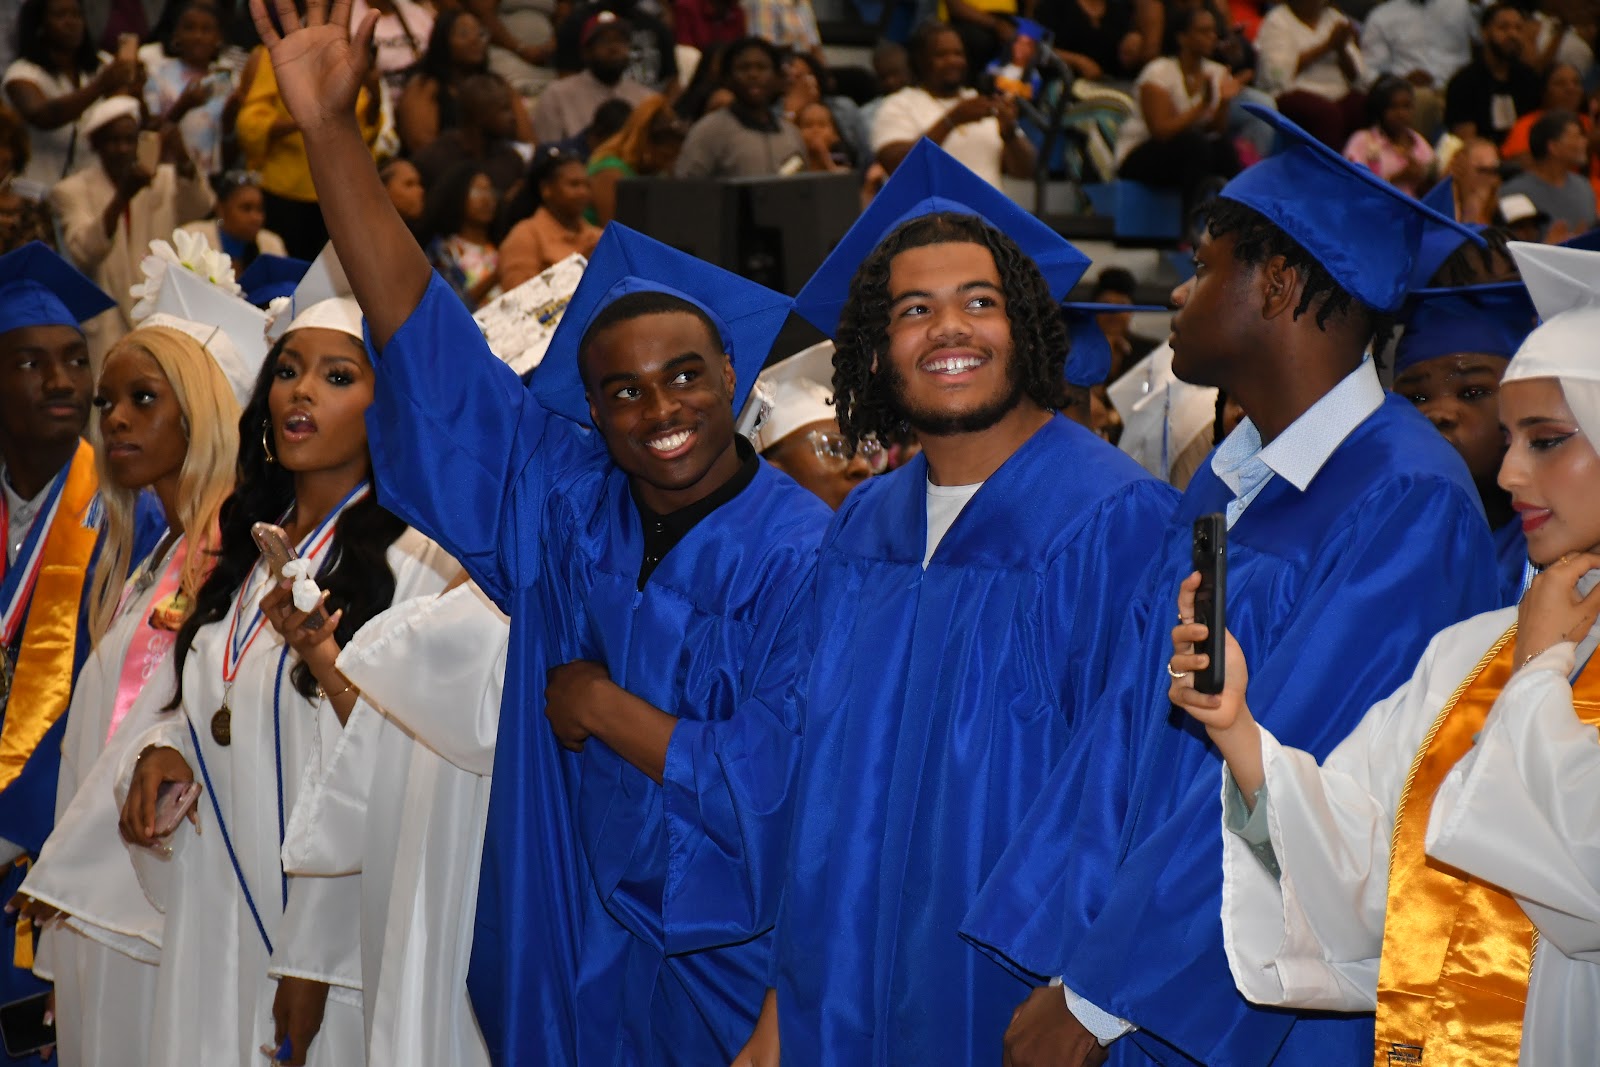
(1166, 662, 1188, 680)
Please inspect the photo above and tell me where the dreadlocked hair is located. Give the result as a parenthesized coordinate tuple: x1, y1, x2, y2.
(832, 212, 1068, 449)
(166, 334, 407, 707)
(1206, 199, 1392, 350)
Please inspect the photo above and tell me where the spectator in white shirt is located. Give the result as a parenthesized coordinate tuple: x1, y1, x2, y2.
(1254, 0, 1366, 149)
(870, 20, 1035, 191)
(1361, 0, 1479, 136)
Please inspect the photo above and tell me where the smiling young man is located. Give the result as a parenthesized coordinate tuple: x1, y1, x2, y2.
(733, 140, 1177, 1067)
(250, 2, 832, 1063)
(961, 106, 1504, 1067)
(674, 36, 807, 179)
(0, 242, 162, 1044)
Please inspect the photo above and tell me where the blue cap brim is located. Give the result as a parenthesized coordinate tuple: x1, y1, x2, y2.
(527, 223, 794, 426)
(1394, 281, 1536, 374)
(1218, 106, 1484, 313)
(239, 254, 312, 309)
(1060, 301, 1166, 386)
(0, 242, 115, 335)
(794, 139, 1092, 337)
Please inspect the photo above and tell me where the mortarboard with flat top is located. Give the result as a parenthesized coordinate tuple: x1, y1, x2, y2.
(1500, 243, 1600, 443)
(736, 341, 837, 452)
(264, 243, 364, 343)
(1060, 301, 1167, 386)
(1217, 105, 1483, 313)
(239, 254, 311, 309)
(1393, 282, 1537, 375)
(133, 262, 271, 404)
(0, 242, 116, 338)
(1407, 178, 1491, 290)
(792, 138, 1093, 339)
(527, 223, 795, 426)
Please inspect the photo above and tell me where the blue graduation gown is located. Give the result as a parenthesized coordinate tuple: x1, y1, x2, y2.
(0, 489, 161, 1064)
(772, 415, 1178, 1066)
(961, 396, 1502, 1066)
(1493, 514, 1527, 606)
(365, 276, 831, 1065)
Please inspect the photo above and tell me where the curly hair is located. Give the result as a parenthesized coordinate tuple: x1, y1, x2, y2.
(832, 212, 1068, 449)
(166, 334, 406, 706)
(1206, 198, 1389, 345)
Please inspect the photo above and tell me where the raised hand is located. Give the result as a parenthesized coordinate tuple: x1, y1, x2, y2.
(248, 0, 378, 138)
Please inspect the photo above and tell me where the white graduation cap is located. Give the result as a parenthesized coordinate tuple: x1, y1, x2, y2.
(735, 340, 838, 453)
(126, 231, 270, 404)
(264, 242, 364, 343)
(471, 253, 587, 375)
(138, 266, 270, 405)
(1502, 241, 1600, 445)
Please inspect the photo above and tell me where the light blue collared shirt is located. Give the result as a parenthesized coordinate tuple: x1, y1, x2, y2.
(1061, 357, 1386, 1046)
(1360, 0, 1479, 87)
(1209, 358, 1387, 529)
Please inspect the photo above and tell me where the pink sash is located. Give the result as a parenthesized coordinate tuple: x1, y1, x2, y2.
(107, 537, 190, 742)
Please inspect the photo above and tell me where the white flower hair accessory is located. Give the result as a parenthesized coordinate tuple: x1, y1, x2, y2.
(280, 558, 323, 613)
(129, 228, 241, 322)
(263, 295, 293, 343)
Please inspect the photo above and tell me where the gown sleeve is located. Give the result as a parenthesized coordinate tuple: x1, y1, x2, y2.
(268, 869, 365, 994)
(1222, 632, 1453, 1011)
(659, 550, 818, 955)
(1428, 642, 1600, 962)
(365, 272, 592, 608)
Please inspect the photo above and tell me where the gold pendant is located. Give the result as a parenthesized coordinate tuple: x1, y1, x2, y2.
(211, 703, 232, 747)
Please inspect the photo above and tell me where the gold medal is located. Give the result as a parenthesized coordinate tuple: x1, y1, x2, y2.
(211, 703, 231, 746)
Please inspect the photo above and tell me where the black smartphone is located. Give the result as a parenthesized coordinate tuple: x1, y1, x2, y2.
(1191, 513, 1227, 695)
(0, 991, 54, 1058)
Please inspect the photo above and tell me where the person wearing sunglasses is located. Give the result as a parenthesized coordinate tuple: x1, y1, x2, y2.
(738, 341, 884, 510)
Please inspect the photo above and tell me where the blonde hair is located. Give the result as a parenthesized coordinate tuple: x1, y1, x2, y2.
(589, 94, 679, 174)
(86, 326, 240, 644)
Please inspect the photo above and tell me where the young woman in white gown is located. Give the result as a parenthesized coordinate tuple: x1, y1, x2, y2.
(114, 293, 454, 1067)
(16, 324, 239, 1067)
(1167, 242, 1600, 1066)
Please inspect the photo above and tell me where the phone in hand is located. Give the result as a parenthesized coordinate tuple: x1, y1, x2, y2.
(0, 992, 54, 1058)
(117, 32, 139, 65)
(135, 129, 162, 173)
(1191, 513, 1227, 695)
(152, 780, 200, 837)
(251, 522, 331, 630)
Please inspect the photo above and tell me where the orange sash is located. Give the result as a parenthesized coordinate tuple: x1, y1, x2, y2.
(1374, 625, 1600, 1066)
(0, 440, 99, 791)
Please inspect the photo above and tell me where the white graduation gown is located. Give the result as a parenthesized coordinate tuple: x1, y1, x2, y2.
(281, 581, 503, 1067)
(1220, 604, 1600, 1065)
(23, 546, 179, 1067)
(114, 530, 454, 1067)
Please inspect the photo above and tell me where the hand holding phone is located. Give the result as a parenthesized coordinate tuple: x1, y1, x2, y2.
(153, 780, 201, 837)
(1190, 514, 1227, 695)
(251, 523, 331, 631)
(0, 992, 53, 1059)
(117, 32, 139, 65)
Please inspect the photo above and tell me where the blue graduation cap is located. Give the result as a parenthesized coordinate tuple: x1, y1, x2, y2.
(1218, 106, 1483, 313)
(238, 254, 311, 308)
(1393, 281, 1537, 375)
(1406, 178, 1488, 290)
(793, 139, 1092, 337)
(1060, 301, 1166, 386)
(0, 241, 115, 337)
(527, 223, 795, 426)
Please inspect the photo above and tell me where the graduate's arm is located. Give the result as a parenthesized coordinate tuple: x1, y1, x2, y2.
(546, 661, 675, 783)
(1428, 554, 1600, 961)
(658, 555, 820, 954)
(249, 0, 425, 346)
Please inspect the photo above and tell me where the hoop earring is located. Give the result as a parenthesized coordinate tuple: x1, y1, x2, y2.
(261, 420, 277, 464)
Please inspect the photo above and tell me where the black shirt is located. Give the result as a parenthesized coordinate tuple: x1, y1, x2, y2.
(630, 434, 759, 589)
(1444, 59, 1542, 142)
(1036, 0, 1137, 80)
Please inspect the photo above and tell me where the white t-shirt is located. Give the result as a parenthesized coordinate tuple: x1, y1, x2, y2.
(1254, 5, 1365, 100)
(2, 57, 102, 185)
(924, 479, 984, 568)
(1113, 56, 1229, 166)
(872, 86, 1005, 190)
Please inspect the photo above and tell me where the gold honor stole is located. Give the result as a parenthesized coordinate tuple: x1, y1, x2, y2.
(1374, 625, 1600, 1066)
(0, 440, 98, 791)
